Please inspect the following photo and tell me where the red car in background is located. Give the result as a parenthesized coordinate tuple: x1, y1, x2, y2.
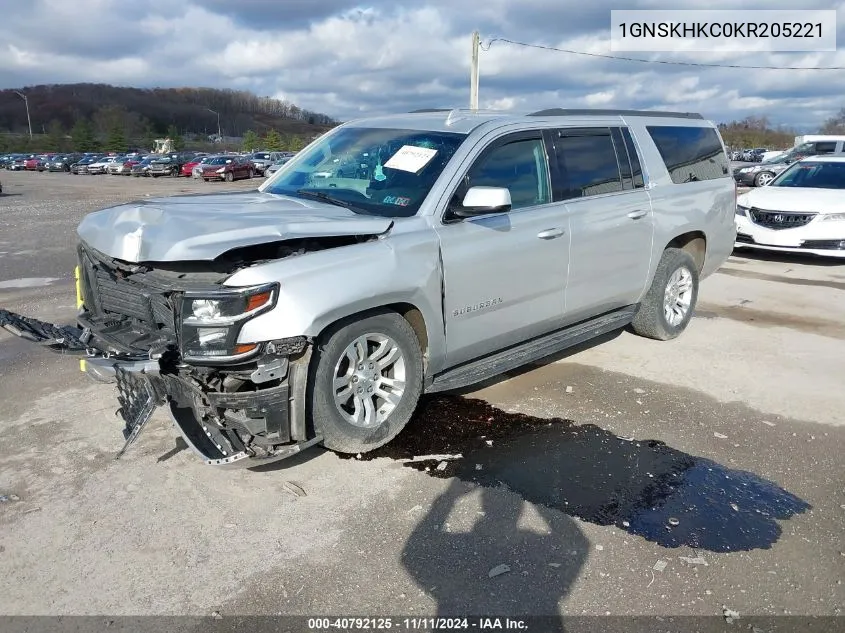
(180, 153, 208, 177)
(24, 155, 40, 171)
(199, 155, 254, 182)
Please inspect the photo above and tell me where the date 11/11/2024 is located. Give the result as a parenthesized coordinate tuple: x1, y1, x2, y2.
(307, 617, 528, 630)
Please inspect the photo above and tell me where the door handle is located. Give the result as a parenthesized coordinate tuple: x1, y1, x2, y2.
(627, 209, 648, 219)
(537, 228, 565, 239)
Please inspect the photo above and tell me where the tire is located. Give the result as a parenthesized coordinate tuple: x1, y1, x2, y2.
(631, 247, 699, 341)
(224, 171, 234, 182)
(754, 171, 775, 187)
(308, 310, 424, 454)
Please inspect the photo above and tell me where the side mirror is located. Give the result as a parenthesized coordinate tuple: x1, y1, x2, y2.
(451, 186, 512, 217)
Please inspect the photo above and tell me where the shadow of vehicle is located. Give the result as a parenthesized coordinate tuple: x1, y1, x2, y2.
(366, 396, 810, 554)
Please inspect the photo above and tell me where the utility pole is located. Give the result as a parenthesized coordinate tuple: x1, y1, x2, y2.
(13, 90, 33, 139)
(470, 31, 480, 110)
(206, 107, 221, 142)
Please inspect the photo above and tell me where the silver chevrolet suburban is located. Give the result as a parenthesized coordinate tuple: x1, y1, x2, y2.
(0, 108, 736, 467)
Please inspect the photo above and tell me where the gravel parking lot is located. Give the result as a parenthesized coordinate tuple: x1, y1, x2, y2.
(1, 171, 843, 622)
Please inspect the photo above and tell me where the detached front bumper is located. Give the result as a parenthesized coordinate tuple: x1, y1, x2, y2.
(1, 309, 320, 468)
(101, 357, 320, 468)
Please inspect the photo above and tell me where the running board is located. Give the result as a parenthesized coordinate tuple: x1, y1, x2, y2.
(427, 305, 637, 393)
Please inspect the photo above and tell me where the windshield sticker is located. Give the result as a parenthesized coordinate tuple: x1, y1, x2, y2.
(383, 145, 438, 173)
(383, 195, 411, 206)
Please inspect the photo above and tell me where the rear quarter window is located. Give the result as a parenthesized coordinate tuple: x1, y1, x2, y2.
(646, 125, 729, 184)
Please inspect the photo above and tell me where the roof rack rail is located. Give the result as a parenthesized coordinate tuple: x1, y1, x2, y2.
(408, 108, 452, 113)
(528, 108, 703, 119)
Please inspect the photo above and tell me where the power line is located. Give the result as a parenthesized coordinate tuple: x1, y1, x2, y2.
(480, 37, 845, 70)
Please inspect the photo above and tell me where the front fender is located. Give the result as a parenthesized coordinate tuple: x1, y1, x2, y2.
(224, 231, 447, 375)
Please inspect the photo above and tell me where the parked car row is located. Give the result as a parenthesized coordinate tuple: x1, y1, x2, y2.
(729, 147, 772, 162)
(1, 150, 299, 182)
(733, 137, 845, 187)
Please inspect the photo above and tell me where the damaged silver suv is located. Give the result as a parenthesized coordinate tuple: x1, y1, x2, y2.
(0, 108, 736, 467)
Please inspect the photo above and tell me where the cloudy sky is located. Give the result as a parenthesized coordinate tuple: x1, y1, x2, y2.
(2, 0, 844, 130)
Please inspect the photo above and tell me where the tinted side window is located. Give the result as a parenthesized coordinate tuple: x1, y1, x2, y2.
(646, 125, 729, 184)
(814, 141, 837, 153)
(552, 129, 623, 200)
(465, 138, 551, 210)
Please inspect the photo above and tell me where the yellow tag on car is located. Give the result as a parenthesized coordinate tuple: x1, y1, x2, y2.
(75, 265, 83, 309)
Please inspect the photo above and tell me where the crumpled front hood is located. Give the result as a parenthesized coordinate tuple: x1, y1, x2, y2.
(77, 191, 394, 262)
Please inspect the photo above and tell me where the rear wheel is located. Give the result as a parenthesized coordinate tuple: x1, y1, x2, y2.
(308, 310, 423, 454)
(631, 248, 699, 341)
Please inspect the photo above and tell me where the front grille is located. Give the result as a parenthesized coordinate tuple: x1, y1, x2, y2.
(80, 247, 176, 336)
(749, 209, 816, 230)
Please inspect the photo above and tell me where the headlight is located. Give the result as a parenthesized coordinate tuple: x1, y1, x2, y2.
(216, 168, 225, 173)
(819, 213, 845, 222)
(179, 283, 278, 362)
(736, 205, 750, 216)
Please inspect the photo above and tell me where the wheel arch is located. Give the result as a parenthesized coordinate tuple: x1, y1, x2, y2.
(313, 302, 432, 373)
(665, 231, 707, 273)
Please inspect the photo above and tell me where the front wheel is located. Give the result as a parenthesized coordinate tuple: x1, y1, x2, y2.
(224, 171, 234, 182)
(308, 310, 423, 454)
(754, 171, 775, 187)
(631, 248, 699, 341)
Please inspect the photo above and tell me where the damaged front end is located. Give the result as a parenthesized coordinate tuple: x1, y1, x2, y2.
(1, 242, 327, 467)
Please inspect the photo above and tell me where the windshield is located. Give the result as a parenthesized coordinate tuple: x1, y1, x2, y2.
(770, 161, 845, 189)
(206, 156, 231, 165)
(262, 126, 467, 218)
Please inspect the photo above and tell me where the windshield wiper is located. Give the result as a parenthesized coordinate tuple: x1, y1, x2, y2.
(294, 189, 368, 214)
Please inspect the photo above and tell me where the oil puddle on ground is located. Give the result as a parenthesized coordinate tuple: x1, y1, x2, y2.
(351, 396, 811, 553)
(696, 302, 845, 340)
(716, 266, 845, 291)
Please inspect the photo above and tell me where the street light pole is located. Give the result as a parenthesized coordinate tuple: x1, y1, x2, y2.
(13, 90, 33, 139)
(206, 108, 221, 142)
(469, 31, 480, 110)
